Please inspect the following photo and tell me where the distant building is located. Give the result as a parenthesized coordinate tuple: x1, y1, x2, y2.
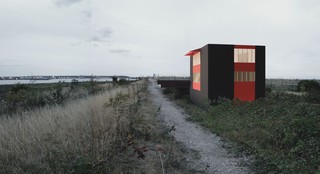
(185, 44, 265, 106)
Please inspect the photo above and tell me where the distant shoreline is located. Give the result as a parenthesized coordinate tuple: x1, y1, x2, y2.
(0, 77, 138, 85)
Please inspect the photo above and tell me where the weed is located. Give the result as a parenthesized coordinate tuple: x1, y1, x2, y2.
(0, 80, 112, 116)
(70, 79, 79, 90)
(169, 90, 320, 173)
(0, 79, 196, 173)
(297, 80, 320, 92)
(0, 80, 144, 173)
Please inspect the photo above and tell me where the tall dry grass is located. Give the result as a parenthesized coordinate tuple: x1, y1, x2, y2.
(0, 80, 146, 173)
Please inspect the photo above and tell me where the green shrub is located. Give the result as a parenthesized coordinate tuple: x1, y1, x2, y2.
(85, 77, 102, 95)
(162, 88, 188, 100)
(297, 80, 320, 92)
(173, 91, 320, 173)
(306, 89, 320, 103)
(112, 77, 118, 82)
(5, 84, 30, 113)
(265, 87, 272, 95)
(50, 82, 68, 105)
(70, 79, 79, 90)
(118, 78, 128, 84)
(4, 84, 49, 114)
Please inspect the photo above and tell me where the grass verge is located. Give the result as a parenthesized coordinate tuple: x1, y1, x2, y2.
(0, 80, 110, 116)
(0, 79, 193, 173)
(164, 90, 320, 173)
(0, 80, 139, 173)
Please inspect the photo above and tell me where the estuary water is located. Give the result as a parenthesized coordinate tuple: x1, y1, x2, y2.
(0, 78, 113, 85)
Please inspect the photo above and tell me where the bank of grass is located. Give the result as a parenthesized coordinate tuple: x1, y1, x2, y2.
(0, 80, 109, 115)
(0, 79, 192, 173)
(0, 80, 139, 173)
(166, 90, 320, 173)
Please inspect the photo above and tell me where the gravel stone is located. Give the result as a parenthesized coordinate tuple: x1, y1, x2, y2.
(149, 79, 252, 174)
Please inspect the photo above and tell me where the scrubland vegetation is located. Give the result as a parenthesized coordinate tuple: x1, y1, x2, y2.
(0, 80, 134, 173)
(0, 79, 189, 173)
(0, 79, 105, 116)
(2, 77, 319, 173)
(165, 80, 320, 173)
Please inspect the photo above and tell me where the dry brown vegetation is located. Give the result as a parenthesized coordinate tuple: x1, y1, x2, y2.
(0, 79, 192, 173)
(0, 81, 139, 173)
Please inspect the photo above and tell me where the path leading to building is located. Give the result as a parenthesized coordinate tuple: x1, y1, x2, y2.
(148, 79, 251, 174)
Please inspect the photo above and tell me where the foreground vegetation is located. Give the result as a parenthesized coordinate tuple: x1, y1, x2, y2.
(0, 80, 134, 173)
(0, 79, 108, 116)
(164, 82, 320, 173)
(0, 79, 193, 173)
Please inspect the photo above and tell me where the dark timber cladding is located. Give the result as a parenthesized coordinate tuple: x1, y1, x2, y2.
(255, 46, 266, 98)
(208, 44, 234, 100)
(186, 43, 266, 106)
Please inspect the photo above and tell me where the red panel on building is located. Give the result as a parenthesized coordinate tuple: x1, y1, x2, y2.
(193, 65, 201, 73)
(193, 82, 201, 91)
(234, 63, 255, 72)
(234, 45, 256, 49)
(234, 82, 255, 101)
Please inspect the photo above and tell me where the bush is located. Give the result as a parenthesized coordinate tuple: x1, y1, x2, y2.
(112, 77, 118, 82)
(5, 84, 30, 113)
(0, 80, 110, 116)
(297, 80, 320, 104)
(265, 87, 272, 95)
(85, 77, 101, 95)
(306, 89, 320, 103)
(297, 80, 320, 92)
(173, 91, 320, 173)
(5, 84, 48, 114)
(162, 88, 188, 100)
(118, 78, 128, 84)
(50, 82, 68, 105)
(70, 79, 79, 90)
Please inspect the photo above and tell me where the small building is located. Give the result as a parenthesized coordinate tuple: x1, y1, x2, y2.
(185, 44, 265, 106)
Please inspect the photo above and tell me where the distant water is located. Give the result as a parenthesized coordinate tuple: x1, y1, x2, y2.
(0, 78, 114, 85)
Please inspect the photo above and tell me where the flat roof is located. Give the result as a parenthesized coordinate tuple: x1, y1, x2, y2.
(185, 44, 265, 56)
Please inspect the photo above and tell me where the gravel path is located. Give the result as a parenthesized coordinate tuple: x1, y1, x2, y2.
(149, 79, 251, 174)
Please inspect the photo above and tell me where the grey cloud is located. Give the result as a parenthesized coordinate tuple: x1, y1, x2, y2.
(0, 59, 23, 67)
(110, 49, 130, 54)
(99, 28, 112, 37)
(82, 10, 91, 18)
(0, 63, 23, 67)
(70, 41, 83, 46)
(90, 27, 113, 43)
(54, 0, 83, 7)
(91, 36, 104, 42)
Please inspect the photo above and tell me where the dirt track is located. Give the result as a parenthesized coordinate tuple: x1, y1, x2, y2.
(148, 79, 251, 174)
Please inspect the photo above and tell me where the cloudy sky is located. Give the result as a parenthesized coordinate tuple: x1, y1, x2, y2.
(0, 0, 319, 78)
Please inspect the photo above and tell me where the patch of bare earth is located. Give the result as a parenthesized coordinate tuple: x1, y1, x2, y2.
(148, 79, 252, 174)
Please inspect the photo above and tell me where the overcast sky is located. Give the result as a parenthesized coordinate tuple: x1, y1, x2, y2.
(0, 0, 319, 78)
